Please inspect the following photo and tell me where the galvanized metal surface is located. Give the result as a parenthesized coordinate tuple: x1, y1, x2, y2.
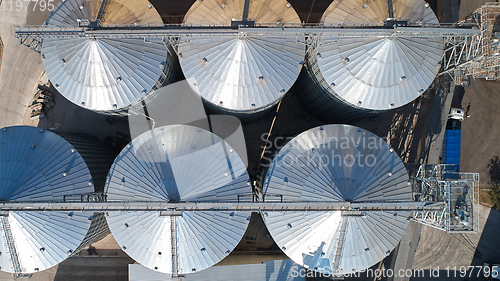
(0, 126, 95, 201)
(179, 0, 304, 115)
(409, 164, 479, 232)
(262, 124, 413, 275)
(14, 25, 480, 39)
(104, 125, 252, 274)
(183, 0, 300, 25)
(0, 211, 95, 274)
(321, 0, 439, 25)
(129, 259, 305, 281)
(0, 126, 103, 274)
(298, 0, 444, 122)
(318, 0, 442, 111)
(46, 0, 163, 26)
(0, 201, 444, 212)
(41, 0, 168, 111)
(52, 131, 116, 192)
(0, 216, 21, 275)
(263, 259, 306, 281)
(312, 35, 442, 111)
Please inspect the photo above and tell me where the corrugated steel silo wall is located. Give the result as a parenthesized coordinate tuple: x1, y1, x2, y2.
(52, 131, 116, 193)
(104, 42, 183, 117)
(295, 44, 380, 123)
(203, 98, 279, 124)
(73, 212, 111, 254)
(152, 43, 183, 91)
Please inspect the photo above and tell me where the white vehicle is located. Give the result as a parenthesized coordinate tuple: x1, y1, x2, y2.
(449, 108, 465, 120)
(484, 263, 500, 280)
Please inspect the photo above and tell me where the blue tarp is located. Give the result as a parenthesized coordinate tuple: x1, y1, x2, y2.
(443, 129, 461, 166)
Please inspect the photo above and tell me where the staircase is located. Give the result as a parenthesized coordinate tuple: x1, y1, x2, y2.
(170, 216, 178, 277)
(1, 216, 22, 275)
(332, 217, 348, 271)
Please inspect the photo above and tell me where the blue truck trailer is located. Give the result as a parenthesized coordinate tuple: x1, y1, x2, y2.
(442, 119, 461, 168)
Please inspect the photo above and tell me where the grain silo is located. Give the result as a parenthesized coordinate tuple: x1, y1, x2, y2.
(0, 126, 112, 274)
(261, 124, 412, 274)
(297, 0, 443, 122)
(104, 125, 251, 275)
(179, 0, 305, 121)
(41, 0, 178, 112)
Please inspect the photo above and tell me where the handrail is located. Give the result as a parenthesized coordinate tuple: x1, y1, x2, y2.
(12, 24, 480, 39)
(0, 201, 445, 212)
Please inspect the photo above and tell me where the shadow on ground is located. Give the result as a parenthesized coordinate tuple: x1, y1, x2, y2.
(244, 82, 431, 184)
(410, 208, 500, 280)
(53, 257, 134, 281)
(471, 207, 500, 265)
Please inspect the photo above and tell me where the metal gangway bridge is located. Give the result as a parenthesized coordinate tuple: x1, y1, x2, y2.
(0, 165, 479, 233)
(12, 2, 500, 86)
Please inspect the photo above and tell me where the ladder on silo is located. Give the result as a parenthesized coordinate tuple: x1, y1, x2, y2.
(96, 0, 108, 23)
(332, 217, 348, 271)
(170, 215, 178, 277)
(387, 0, 394, 18)
(0, 216, 22, 276)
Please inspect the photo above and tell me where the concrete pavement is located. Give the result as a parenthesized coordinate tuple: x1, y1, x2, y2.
(461, 80, 500, 189)
(0, 1, 53, 128)
(393, 221, 423, 281)
(413, 204, 500, 269)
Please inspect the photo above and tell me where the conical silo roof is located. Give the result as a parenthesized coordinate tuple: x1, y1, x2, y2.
(0, 126, 106, 273)
(261, 124, 412, 274)
(321, 0, 439, 25)
(178, 0, 305, 115)
(105, 125, 251, 275)
(303, 0, 442, 113)
(41, 0, 169, 111)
